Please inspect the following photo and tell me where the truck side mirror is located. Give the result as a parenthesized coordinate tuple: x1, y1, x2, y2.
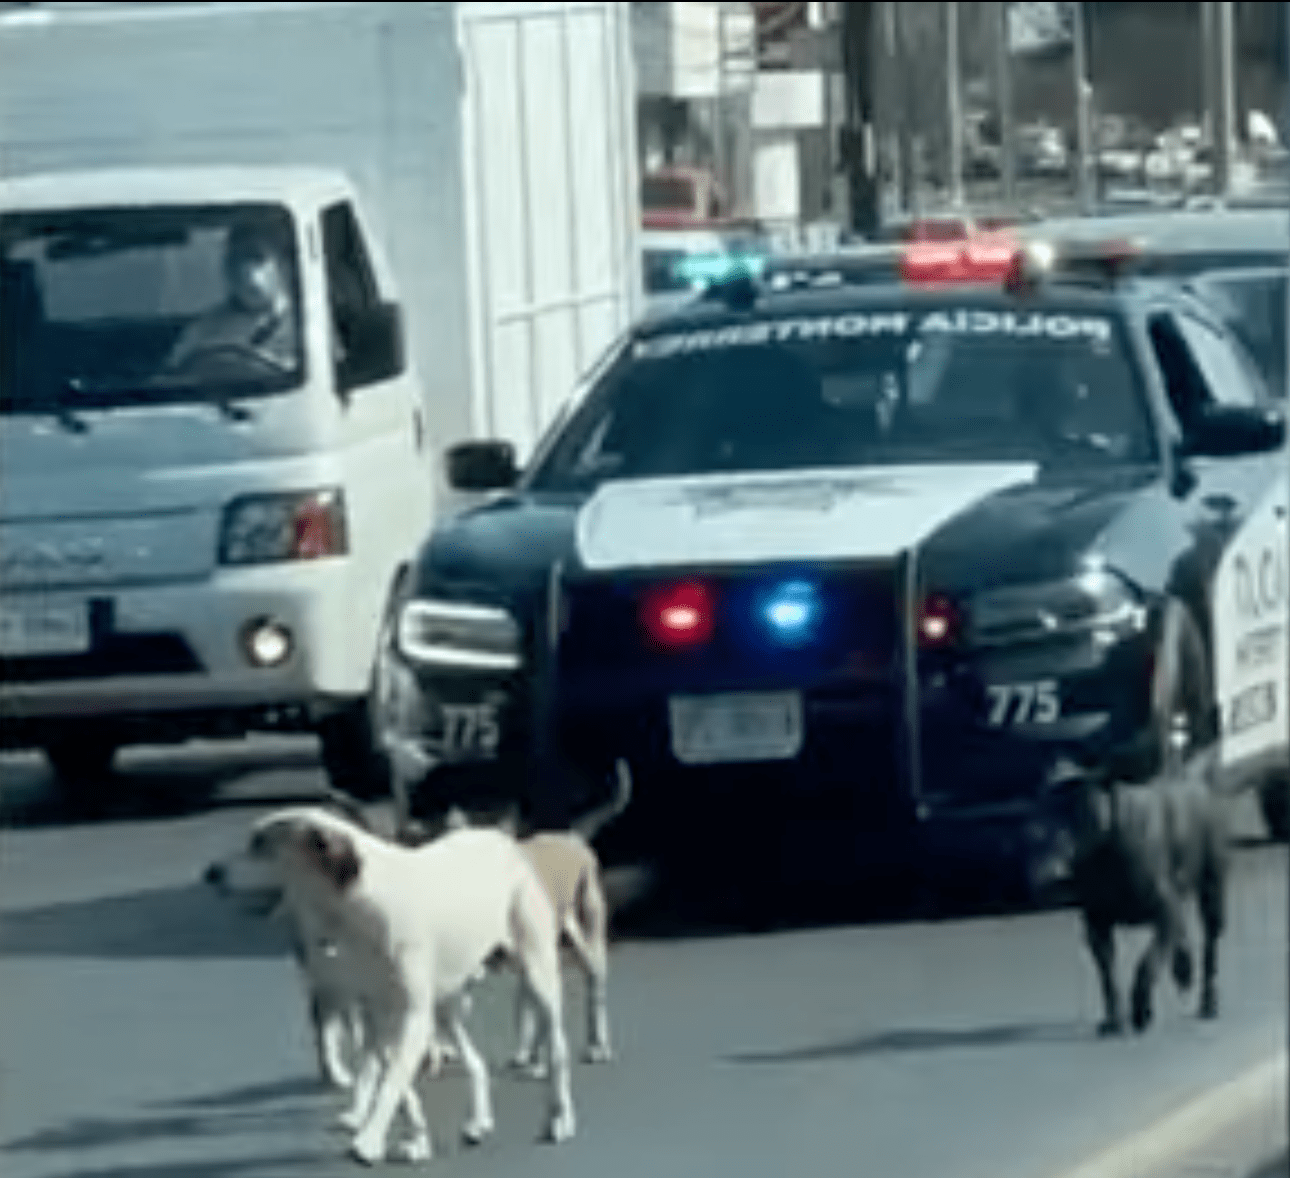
(1183, 403, 1286, 458)
(446, 440, 519, 491)
(337, 302, 405, 393)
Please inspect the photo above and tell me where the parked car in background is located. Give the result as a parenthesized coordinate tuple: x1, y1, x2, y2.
(1021, 207, 1287, 396)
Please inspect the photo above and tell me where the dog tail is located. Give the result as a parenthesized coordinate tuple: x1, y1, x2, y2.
(572, 759, 633, 844)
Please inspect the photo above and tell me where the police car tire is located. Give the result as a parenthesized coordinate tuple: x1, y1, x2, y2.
(318, 703, 390, 801)
(1118, 599, 1210, 783)
(44, 731, 119, 810)
(1258, 773, 1289, 842)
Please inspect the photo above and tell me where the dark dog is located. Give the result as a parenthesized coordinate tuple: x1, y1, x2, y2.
(1047, 747, 1229, 1036)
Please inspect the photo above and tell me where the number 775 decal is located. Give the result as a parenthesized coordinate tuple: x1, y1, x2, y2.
(985, 680, 1062, 727)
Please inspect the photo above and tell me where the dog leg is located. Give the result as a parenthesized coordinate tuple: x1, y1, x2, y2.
(510, 983, 545, 1077)
(350, 989, 434, 1167)
(338, 1030, 383, 1132)
(444, 999, 495, 1145)
(520, 967, 576, 1143)
(1084, 918, 1124, 1036)
(389, 1063, 433, 1164)
(317, 1000, 359, 1090)
(1131, 928, 1169, 1034)
(563, 914, 613, 1063)
(1197, 851, 1225, 1020)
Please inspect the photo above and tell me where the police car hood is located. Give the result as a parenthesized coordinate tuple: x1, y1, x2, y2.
(422, 464, 1153, 601)
(576, 464, 1151, 580)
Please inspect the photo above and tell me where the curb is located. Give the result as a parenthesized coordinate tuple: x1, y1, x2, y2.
(1047, 1052, 1288, 1178)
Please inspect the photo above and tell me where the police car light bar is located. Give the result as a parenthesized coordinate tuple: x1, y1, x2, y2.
(1005, 237, 1145, 294)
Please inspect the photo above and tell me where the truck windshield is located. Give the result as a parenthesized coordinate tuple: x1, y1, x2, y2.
(527, 305, 1155, 491)
(1, 203, 304, 414)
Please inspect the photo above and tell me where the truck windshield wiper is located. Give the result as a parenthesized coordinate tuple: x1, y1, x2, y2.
(50, 384, 92, 434)
(212, 394, 255, 423)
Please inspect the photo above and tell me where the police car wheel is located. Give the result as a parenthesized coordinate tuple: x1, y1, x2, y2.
(43, 731, 119, 812)
(1258, 773, 1289, 842)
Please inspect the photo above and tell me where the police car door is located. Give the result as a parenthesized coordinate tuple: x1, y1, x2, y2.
(1154, 307, 1289, 786)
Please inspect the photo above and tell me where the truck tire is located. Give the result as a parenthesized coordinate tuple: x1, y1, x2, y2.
(1115, 599, 1211, 783)
(318, 581, 404, 802)
(43, 731, 119, 813)
(1259, 772, 1289, 842)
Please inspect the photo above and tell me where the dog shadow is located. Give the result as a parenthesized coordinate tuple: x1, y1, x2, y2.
(2, 1076, 330, 1176)
(0, 883, 292, 959)
(3, 1153, 328, 1178)
(726, 1019, 1091, 1065)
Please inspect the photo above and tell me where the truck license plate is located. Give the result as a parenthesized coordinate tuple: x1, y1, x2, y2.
(0, 600, 91, 656)
(669, 691, 803, 765)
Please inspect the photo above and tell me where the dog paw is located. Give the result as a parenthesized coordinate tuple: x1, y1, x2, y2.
(1096, 1018, 1125, 1038)
(545, 1110, 576, 1144)
(1130, 988, 1154, 1033)
(509, 1055, 548, 1080)
(1199, 988, 1219, 1020)
(461, 1117, 495, 1146)
(583, 1044, 613, 1064)
(1171, 946, 1194, 992)
(395, 1135, 433, 1163)
(348, 1135, 386, 1167)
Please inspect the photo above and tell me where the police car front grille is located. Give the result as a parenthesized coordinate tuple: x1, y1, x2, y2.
(1, 634, 203, 682)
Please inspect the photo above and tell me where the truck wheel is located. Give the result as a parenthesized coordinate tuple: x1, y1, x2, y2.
(318, 583, 403, 802)
(1259, 772, 1289, 842)
(1116, 599, 1211, 783)
(44, 732, 119, 813)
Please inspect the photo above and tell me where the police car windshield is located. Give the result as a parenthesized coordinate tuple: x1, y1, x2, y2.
(529, 305, 1155, 490)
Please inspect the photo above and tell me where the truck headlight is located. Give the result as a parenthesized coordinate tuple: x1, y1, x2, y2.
(219, 489, 348, 565)
(397, 599, 521, 671)
(970, 565, 1146, 647)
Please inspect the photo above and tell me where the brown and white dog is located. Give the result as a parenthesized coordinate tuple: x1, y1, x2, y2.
(439, 759, 633, 1072)
(205, 805, 575, 1166)
(1047, 746, 1229, 1036)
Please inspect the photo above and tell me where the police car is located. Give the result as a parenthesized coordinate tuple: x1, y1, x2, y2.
(383, 241, 1290, 891)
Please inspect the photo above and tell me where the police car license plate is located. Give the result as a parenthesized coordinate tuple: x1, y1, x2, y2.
(669, 691, 804, 765)
(0, 600, 91, 656)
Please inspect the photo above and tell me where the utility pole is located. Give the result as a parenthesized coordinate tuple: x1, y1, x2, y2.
(946, 1, 965, 206)
(994, 0, 1017, 207)
(1213, 0, 1237, 196)
(841, 0, 880, 237)
(1071, 1, 1095, 213)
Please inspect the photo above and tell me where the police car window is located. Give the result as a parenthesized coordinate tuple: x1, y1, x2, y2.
(527, 308, 1155, 491)
(1173, 313, 1261, 408)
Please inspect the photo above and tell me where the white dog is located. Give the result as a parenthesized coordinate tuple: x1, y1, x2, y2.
(206, 806, 574, 1166)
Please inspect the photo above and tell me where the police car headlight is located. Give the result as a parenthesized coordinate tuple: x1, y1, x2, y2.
(970, 565, 1146, 647)
(396, 599, 521, 671)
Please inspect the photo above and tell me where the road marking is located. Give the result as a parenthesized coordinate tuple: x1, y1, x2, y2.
(1044, 1052, 1288, 1178)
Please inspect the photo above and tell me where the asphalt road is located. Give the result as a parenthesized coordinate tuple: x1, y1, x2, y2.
(0, 739, 1285, 1178)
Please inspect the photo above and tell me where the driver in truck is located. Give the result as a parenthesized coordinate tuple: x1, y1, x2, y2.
(166, 223, 299, 374)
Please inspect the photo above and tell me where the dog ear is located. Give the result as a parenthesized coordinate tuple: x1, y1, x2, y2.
(302, 823, 362, 890)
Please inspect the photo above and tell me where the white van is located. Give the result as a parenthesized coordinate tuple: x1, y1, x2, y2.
(0, 167, 434, 803)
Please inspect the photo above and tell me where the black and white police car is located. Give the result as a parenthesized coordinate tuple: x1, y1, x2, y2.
(382, 242, 1290, 893)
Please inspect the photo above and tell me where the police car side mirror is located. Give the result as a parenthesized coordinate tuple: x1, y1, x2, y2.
(1183, 404, 1286, 458)
(446, 440, 519, 491)
(337, 302, 405, 394)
